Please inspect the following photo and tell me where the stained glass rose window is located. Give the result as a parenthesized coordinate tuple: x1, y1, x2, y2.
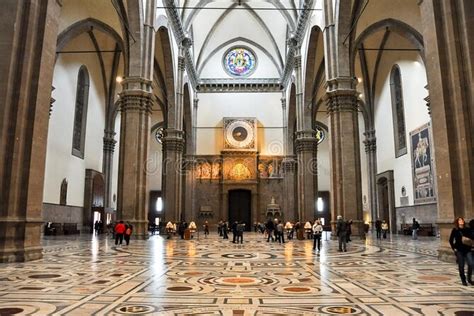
(223, 46, 257, 77)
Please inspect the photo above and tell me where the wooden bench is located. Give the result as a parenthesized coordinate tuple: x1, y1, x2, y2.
(63, 223, 80, 235)
(400, 223, 435, 236)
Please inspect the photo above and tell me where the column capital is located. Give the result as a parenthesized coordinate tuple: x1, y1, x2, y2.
(325, 88, 358, 113)
(119, 90, 153, 114)
(120, 76, 152, 92)
(103, 132, 117, 153)
(363, 129, 376, 153)
(163, 129, 185, 153)
(295, 137, 317, 154)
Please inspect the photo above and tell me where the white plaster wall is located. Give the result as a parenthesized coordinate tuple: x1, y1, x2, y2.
(110, 113, 121, 210)
(358, 112, 369, 220)
(374, 49, 428, 207)
(44, 34, 107, 207)
(196, 93, 284, 155)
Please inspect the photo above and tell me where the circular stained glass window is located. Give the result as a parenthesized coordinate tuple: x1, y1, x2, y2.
(155, 127, 164, 144)
(315, 125, 326, 145)
(223, 46, 257, 77)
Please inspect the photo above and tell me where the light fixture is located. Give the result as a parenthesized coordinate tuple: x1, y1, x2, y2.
(357, 77, 363, 83)
(116, 76, 123, 83)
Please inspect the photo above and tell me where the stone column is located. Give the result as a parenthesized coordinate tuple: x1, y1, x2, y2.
(117, 82, 153, 239)
(326, 78, 364, 238)
(363, 129, 377, 228)
(419, 0, 474, 261)
(0, 0, 61, 262)
(294, 53, 318, 222)
(183, 155, 195, 222)
(103, 130, 116, 208)
(163, 47, 187, 222)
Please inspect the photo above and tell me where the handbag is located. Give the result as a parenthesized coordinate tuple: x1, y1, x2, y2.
(461, 236, 473, 247)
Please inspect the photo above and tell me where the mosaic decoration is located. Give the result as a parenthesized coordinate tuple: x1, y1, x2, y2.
(229, 163, 251, 180)
(0, 234, 472, 314)
(223, 46, 257, 77)
(410, 122, 436, 204)
(258, 159, 282, 178)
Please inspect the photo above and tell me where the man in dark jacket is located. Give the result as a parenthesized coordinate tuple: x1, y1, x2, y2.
(449, 217, 473, 285)
(336, 215, 347, 252)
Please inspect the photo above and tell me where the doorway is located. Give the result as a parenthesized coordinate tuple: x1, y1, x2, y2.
(228, 189, 251, 231)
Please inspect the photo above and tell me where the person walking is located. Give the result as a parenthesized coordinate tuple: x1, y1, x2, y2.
(449, 217, 473, 286)
(276, 220, 285, 244)
(232, 221, 238, 243)
(266, 219, 275, 242)
(312, 219, 323, 253)
(114, 220, 126, 246)
(382, 220, 389, 239)
(222, 221, 229, 239)
(336, 215, 347, 252)
(124, 223, 133, 246)
(203, 221, 209, 237)
(236, 222, 245, 244)
(375, 219, 382, 239)
(412, 218, 420, 240)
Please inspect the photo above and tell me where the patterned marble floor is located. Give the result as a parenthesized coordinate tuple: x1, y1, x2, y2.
(0, 232, 473, 315)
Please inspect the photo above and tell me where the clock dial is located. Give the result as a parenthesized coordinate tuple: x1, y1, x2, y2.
(225, 120, 255, 149)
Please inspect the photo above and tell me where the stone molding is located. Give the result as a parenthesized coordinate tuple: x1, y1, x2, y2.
(103, 135, 117, 153)
(282, 157, 297, 172)
(198, 78, 281, 93)
(162, 137, 185, 153)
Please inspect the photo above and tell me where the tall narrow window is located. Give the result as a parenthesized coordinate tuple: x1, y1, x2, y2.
(390, 65, 407, 157)
(60, 179, 68, 206)
(72, 66, 90, 158)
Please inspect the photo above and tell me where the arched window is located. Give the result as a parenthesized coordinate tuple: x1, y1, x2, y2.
(72, 66, 90, 158)
(60, 178, 68, 206)
(390, 65, 407, 157)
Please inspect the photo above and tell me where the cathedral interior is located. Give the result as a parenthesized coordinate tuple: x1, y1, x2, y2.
(0, 0, 473, 314)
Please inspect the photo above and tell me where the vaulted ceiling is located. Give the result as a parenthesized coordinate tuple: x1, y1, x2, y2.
(176, 0, 305, 80)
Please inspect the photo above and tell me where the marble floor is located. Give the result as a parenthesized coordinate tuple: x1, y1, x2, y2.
(0, 232, 473, 316)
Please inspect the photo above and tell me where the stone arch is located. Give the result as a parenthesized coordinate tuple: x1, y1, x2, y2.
(155, 26, 176, 128)
(351, 18, 425, 74)
(56, 18, 126, 68)
(304, 26, 324, 119)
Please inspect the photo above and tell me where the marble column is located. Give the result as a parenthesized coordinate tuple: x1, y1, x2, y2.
(163, 48, 187, 222)
(0, 0, 61, 262)
(103, 130, 116, 208)
(363, 129, 377, 228)
(326, 77, 364, 238)
(419, 0, 474, 261)
(117, 82, 153, 239)
(294, 53, 318, 222)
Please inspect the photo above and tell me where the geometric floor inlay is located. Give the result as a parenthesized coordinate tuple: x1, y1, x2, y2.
(0, 232, 472, 315)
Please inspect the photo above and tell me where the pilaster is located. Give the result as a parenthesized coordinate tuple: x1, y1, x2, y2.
(326, 77, 363, 238)
(117, 88, 153, 239)
(363, 129, 377, 228)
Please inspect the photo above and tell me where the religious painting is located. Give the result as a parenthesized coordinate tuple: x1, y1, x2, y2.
(257, 158, 282, 178)
(229, 163, 252, 180)
(410, 122, 436, 204)
(195, 160, 221, 180)
(223, 46, 257, 77)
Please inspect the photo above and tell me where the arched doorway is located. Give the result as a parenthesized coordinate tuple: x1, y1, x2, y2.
(376, 171, 395, 234)
(228, 189, 251, 231)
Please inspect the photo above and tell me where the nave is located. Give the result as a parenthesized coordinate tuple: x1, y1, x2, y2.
(0, 233, 472, 315)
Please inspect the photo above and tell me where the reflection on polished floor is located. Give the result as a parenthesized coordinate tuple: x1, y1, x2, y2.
(0, 232, 472, 315)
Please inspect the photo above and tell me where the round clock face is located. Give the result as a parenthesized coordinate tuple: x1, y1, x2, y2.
(226, 120, 254, 149)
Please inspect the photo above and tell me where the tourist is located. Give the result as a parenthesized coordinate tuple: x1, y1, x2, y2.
(285, 221, 294, 240)
(114, 220, 126, 246)
(266, 218, 274, 242)
(236, 222, 245, 244)
(336, 215, 347, 252)
(346, 220, 353, 242)
(124, 223, 133, 246)
(412, 218, 420, 240)
(449, 217, 473, 286)
(232, 221, 238, 243)
(222, 221, 229, 239)
(276, 220, 285, 243)
(375, 218, 382, 239)
(382, 220, 389, 239)
(218, 220, 223, 236)
(312, 219, 323, 253)
(304, 221, 312, 239)
(468, 219, 474, 283)
(165, 221, 174, 239)
(203, 221, 209, 237)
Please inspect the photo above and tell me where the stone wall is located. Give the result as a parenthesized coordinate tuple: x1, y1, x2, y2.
(395, 203, 437, 233)
(42, 203, 83, 232)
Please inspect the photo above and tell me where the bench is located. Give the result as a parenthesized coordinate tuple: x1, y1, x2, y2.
(63, 223, 80, 235)
(400, 223, 435, 236)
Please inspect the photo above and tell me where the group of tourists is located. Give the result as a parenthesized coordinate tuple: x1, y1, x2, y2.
(374, 218, 390, 239)
(113, 220, 133, 246)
